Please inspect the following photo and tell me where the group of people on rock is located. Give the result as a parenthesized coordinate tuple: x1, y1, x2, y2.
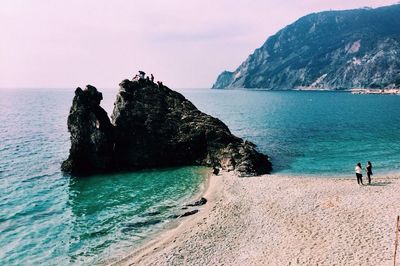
(354, 161, 373, 185)
(132, 71, 163, 88)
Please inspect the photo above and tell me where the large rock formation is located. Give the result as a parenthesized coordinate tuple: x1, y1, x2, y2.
(61, 85, 115, 175)
(213, 4, 400, 90)
(62, 78, 272, 176)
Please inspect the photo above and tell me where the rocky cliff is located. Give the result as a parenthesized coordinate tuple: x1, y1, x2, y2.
(213, 4, 400, 90)
(62, 78, 272, 176)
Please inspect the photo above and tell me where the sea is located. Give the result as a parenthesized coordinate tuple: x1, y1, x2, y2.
(1, 88, 400, 265)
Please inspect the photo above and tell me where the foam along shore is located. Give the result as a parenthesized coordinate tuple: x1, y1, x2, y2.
(114, 172, 400, 266)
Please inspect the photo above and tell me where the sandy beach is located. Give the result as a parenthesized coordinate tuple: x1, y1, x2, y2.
(114, 172, 400, 266)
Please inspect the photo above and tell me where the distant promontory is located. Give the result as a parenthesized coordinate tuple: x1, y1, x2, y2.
(213, 4, 400, 90)
(62, 77, 272, 177)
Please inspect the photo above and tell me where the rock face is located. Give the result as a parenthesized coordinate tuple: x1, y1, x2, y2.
(62, 79, 272, 176)
(213, 4, 400, 90)
(61, 86, 114, 175)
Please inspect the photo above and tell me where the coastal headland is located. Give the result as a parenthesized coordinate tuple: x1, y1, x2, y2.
(213, 4, 400, 91)
(115, 172, 400, 265)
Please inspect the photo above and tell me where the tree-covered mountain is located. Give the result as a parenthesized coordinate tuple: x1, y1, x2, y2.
(213, 4, 400, 90)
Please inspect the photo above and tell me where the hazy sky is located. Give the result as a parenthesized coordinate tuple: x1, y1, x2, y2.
(0, 0, 396, 89)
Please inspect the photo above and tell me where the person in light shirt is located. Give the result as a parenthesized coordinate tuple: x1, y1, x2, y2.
(355, 162, 363, 185)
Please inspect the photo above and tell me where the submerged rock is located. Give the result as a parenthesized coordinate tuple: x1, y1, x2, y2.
(140, 211, 162, 217)
(62, 78, 272, 176)
(179, 209, 199, 218)
(122, 219, 162, 232)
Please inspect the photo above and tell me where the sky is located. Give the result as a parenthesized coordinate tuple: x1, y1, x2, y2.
(0, 0, 397, 89)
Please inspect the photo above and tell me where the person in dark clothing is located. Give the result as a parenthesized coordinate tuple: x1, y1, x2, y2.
(212, 161, 221, 175)
(355, 162, 363, 185)
(150, 74, 154, 82)
(212, 166, 220, 175)
(366, 161, 373, 185)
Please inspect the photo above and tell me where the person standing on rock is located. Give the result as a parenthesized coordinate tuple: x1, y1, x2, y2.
(355, 162, 363, 185)
(366, 161, 373, 185)
(150, 74, 154, 82)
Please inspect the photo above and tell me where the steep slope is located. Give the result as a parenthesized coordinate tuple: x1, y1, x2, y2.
(62, 78, 272, 176)
(213, 4, 400, 90)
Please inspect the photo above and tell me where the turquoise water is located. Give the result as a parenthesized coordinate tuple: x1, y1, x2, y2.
(0, 89, 206, 265)
(182, 89, 400, 175)
(1, 89, 400, 264)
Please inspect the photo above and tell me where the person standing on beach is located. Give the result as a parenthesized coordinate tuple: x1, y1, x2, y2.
(355, 162, 363, 185)
(366, 161, 373, 185)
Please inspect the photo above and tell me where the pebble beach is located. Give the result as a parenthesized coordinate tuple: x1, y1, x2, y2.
(115, 172, 400, 266)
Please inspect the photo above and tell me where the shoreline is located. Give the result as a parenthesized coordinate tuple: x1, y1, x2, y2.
(213, 87, 400, 95)
(113, 172, 400, 265)
(110, 169, 223, 266)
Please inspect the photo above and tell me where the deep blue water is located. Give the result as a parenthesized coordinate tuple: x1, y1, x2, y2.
(1, 88, 400, 264)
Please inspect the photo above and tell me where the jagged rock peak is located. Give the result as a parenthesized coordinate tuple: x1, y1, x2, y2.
(61, 85, 114, 175)
(62, 77, 272, 176)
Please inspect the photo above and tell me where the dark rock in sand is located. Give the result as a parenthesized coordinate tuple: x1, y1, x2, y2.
(187, 197, 207, 207)
(62, 78, 272, 176)
(179, 209, 199, 218)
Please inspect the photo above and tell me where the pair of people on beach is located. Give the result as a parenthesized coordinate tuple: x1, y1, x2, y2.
(355, 161, 373, 185)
